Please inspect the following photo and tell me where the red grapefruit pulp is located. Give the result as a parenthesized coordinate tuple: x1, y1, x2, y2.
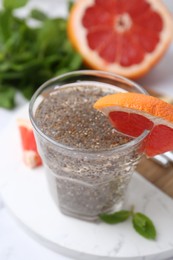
(68, 0, 173, 78)
(17, 119, 42, 168)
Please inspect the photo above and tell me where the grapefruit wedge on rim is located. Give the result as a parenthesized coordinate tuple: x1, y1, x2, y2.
(93, 93, 173, 157)
(68, 0, 173, 79)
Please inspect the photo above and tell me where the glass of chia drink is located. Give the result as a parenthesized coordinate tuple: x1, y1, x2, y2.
(29, 70, 148, 221)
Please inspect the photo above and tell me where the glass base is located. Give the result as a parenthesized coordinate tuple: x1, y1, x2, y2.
(58, 201, 124, 222)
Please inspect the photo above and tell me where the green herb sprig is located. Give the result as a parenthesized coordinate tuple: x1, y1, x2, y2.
(100, 206, 157, 240)
(0, 0, 83, 109)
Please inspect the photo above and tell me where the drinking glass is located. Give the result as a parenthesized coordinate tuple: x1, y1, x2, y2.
(29, 70, 149, 221)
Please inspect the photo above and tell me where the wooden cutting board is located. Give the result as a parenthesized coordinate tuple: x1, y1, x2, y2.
(137, 156, 173, 198)
(136, 90, 173, 199)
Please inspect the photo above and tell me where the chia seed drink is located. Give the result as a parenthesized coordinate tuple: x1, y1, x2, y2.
(29, 71, 148, 221)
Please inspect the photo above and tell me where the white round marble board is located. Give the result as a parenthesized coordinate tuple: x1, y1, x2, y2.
(0, 104, 173, 260)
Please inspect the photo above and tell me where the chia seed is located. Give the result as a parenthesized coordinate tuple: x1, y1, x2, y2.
(35, 85, 132, 150)
(33, 82, 142, 221)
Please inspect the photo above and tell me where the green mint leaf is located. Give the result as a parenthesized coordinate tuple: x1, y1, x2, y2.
(68, 0, 74, 12)
(3, 0, 28, 10)
(132, 213, 157, 240)
(20, 85, 35, 100)
(0, 4, 83, 109)
(30, 9, 48, 22)
(100, 210, 131, 224)
(0, 86, 16, 109)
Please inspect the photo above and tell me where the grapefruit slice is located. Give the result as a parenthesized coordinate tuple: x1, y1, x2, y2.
(17, 119, 42, 168)
(93, 92, 173, 157)
(68, 0, 173, 78)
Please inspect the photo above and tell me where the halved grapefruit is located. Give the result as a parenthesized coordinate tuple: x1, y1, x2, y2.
(94, 92, 173, 157)
(68, 0, 173, 78)
(17, 119, 42, 168)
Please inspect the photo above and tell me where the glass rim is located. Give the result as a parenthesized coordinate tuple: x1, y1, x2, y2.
(29, 70, 149, 155)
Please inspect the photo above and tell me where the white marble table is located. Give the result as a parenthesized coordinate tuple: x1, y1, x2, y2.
(0, 197, 71, 260)
(0, 0, 173, 260)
